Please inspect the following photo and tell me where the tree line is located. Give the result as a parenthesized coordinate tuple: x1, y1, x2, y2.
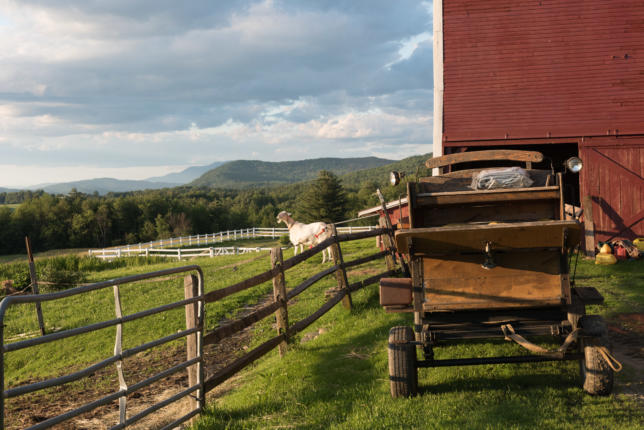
(0, 170, 406, 255)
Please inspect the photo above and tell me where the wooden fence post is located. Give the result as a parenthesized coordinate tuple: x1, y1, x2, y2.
(378, 217, 396, 271)
(330, 225, 352, 310)
(271, 247, 288, 357)
(25, 237, 46, 336)
(184, 274, 200, 414)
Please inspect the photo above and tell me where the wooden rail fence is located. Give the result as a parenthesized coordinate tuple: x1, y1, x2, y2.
(199, 226, 396, 394)
(1, 226, 397, 428)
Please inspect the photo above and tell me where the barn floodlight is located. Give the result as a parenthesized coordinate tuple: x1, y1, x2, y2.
(565, 157, 583, 173)
(389, 171, 405, 186)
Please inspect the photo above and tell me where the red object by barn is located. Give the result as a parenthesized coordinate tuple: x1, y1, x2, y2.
(431, 0, 644, 245)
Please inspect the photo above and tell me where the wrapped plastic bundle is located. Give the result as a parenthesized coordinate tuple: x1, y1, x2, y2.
(471, 167, 533, 190)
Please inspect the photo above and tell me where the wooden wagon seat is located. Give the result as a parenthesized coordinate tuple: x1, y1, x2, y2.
(425, 149, 544, 175)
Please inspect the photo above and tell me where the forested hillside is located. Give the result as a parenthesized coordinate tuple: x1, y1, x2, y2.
(189, 157, 394, 188)
(0, 155, 426, 255)
(340, 153, 431, 188)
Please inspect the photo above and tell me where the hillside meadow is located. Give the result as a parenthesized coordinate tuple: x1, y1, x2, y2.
(1, 239, 642, 429)
(1, 236, 388, 427)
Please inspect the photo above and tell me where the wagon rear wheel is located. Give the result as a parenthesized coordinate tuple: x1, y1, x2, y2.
(388, 326, 418, 398)
(579, 315, 614, 396)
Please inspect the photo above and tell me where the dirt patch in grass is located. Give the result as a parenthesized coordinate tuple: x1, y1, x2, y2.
(4, 301, 263, 430)
(346, 267, 384, 278)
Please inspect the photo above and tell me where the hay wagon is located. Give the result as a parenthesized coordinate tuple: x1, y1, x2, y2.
(379, 150, 618, 397)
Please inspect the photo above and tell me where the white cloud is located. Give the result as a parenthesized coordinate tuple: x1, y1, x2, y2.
(385, 31, 432, 69)
(0, 0, 433, 187)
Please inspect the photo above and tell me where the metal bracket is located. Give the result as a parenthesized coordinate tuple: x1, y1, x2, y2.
(481, 241, 496, 270)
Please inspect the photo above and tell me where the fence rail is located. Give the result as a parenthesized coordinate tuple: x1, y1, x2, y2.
(88, 226, 378, 259)
(200, 226, 395, 394)
(2, 226, 398, 428)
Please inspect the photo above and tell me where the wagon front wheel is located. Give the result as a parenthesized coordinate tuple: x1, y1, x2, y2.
(388, 326, 418, 398)
(579, 315, 614, 396)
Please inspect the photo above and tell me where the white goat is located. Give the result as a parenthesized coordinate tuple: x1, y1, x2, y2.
(276, 211, 333, 263)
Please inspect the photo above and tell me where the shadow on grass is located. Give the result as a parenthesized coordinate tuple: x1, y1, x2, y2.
(198, 401, 284, 428)
(291, 288, 405, 413)
(418, 366, 579, 395)
(196, 283, 641, 429)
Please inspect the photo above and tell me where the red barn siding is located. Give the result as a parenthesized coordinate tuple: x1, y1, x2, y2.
(579, 137, 644, 241)
(442, 0, 644, 143)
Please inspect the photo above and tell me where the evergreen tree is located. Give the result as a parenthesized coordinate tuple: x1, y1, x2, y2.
(297, 170, 348, 223)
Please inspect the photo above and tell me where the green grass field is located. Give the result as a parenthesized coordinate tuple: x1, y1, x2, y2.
(2, 238, 285, 385)
(1, 240, 642, 429)
(192, 255, 644, 429)
(0, 248, 90, 264)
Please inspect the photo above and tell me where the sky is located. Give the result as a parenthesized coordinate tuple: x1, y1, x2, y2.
(0, 0, 433, 188)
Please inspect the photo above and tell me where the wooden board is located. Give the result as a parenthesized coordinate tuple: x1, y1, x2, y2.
(417, 169, 551, 191)
(424, 150, 544, 169)
(414, 200, 558, 228)
(379, 278, 412, 306)
(415, 187, 560, 207)
(422, 251, 564, 311)
(395, 220, 581, 255)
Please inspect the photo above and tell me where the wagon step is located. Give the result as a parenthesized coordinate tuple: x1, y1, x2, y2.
(571, 286, 604, 305)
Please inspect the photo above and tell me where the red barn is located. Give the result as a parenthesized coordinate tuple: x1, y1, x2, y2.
(433, 0, 644, 245)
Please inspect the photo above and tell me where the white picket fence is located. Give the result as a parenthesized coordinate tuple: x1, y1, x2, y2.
(89, 246, 278, 260)
(88, 226, 377, 260)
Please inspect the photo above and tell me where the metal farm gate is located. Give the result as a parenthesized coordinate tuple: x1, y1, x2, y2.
(0, 266, 205, 429)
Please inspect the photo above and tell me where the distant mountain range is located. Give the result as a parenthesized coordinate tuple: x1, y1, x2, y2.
(189, 157, 394, 188)
(4, 156, 425, 195)
(13, 162, 227, 195)
(31, 178, 178, 195)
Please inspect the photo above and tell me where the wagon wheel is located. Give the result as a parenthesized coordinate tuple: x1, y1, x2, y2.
(579, 315, 614, 396)
(388, 326, 418, 398)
